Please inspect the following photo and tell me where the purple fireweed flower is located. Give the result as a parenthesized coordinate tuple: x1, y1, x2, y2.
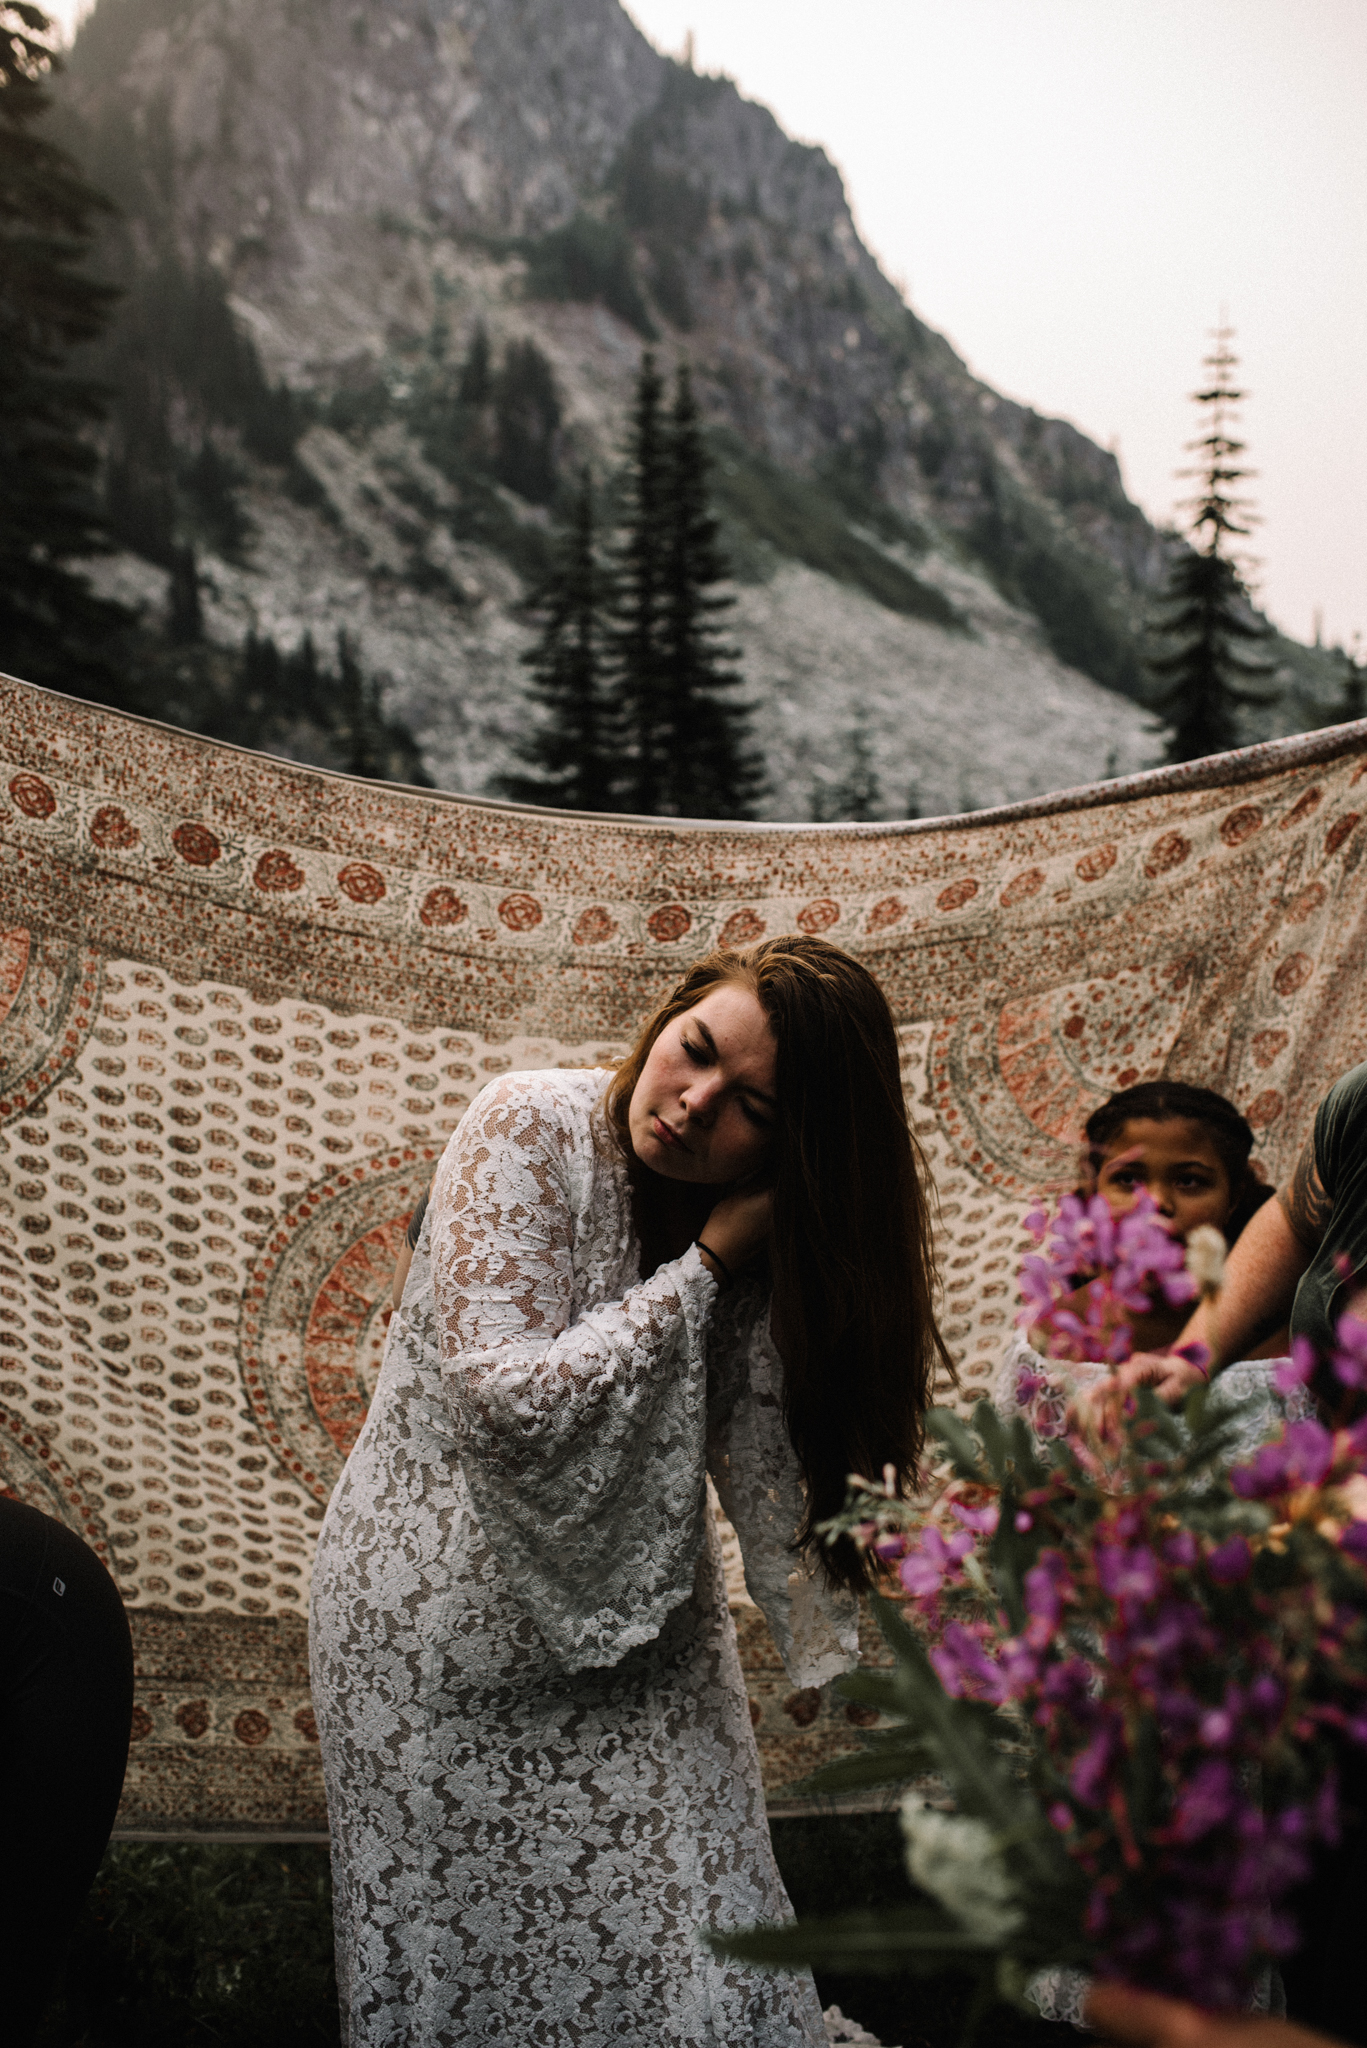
(1095, 1542, 1161, 1602)
(1231, 1417, 1335, 1499)
(1023, 1550, 1069, 1643)
(1199, 1706, 1235, 1749)
(1120, 1596, 1208, 1669)
(1154, 1688, 1202, 1736)
(1070, 1722, 1122, 1804)
(1164, 1529, 1199, 1569)
(949, 1500, 999, 1535)
(1313, 1773, 1341, 1846)
(929, 1621, 1006, 1701)
(1041, 1656, 1095, 1713)
(1248, 1674, 1285, 1720)
(1048, 1801, 1073, 1832)
(1332, 1314, 1367, 1389)
(1339, 1521, 1367, 1562)
(1105, 1191, 1196, 1311)
(1206, 1537, 1253, 1585)
(1275, 1335, 1319, 1398)
(899, 1524, 974, 1597)
(1172, 1757, 1236, 1840)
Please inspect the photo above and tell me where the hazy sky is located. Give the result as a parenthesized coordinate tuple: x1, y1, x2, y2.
(622, 0, 1367, 653)
(45, 0, 1366, 650)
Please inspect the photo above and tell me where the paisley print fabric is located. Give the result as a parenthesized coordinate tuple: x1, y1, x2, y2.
(310, 1070, 854, 2046)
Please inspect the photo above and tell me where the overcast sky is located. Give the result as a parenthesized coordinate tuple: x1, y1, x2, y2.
(45, 0, 1366, 652)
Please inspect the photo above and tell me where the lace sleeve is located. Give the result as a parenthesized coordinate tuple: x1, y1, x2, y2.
(427, 1075, 721, 1673)
(706, 1293, 859, 1691)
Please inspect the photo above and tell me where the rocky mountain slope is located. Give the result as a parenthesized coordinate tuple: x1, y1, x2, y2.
(57, 0, 1342, 818)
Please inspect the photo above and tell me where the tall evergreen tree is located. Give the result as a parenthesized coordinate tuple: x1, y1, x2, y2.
(501, 470, 613, 810)
(607, 351, 670, 811)
(812, 712, 881, 821)
(655, 363, 763, 817)
(1328, 639, 1365, 726)
(0, 2, 128, 695)
(1148, 323, 1275, 762)
(606, 356, 762, 817)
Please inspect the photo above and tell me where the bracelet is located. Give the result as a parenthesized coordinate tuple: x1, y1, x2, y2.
(694, 1239, 735, 1290)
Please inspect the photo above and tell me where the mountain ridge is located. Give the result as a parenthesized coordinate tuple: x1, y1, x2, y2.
(52, 0, 1341, 818)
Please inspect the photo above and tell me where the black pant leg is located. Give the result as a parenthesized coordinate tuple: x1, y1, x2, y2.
(1281, 1738, 1367, 2047)
(0, 1498, 134, 2044)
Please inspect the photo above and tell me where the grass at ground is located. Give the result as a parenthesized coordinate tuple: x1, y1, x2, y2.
(33, 1821, 1076, 2045)
(771, 1814, 1074, 2048)
(34, 1843, 339, 2048)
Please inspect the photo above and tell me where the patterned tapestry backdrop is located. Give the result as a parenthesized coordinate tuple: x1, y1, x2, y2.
(0, 675, 1363, 1833)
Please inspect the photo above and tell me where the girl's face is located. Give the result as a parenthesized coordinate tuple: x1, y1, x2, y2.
(628, 982, 777, 1187)
(1092, 1116, 1234, 1239)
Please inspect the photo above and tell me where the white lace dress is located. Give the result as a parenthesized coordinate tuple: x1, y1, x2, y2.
(309, 1070, 858, 2048)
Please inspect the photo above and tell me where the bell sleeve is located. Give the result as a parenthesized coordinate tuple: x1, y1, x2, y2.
(425, 1074, 720, 1674)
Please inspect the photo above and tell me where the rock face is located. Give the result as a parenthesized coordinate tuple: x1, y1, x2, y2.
(61, 0, 1336, 817)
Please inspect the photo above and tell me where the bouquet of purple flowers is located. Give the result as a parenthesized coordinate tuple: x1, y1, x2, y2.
(709, 1193, 1367, 2019)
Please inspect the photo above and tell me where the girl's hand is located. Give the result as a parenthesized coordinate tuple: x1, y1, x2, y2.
(699, 1183, 774, 1280)
(1077, 1348, 1208, 1422)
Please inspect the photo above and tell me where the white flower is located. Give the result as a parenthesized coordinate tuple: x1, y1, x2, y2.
(899, 1798, 1024, 1944)
(1186, 1224, 1228, 1299)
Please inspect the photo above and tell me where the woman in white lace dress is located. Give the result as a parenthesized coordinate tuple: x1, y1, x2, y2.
(309, 935, 948, 2048)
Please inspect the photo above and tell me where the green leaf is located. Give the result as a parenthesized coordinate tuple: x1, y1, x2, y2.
(927, 1407, 986, 1483)
(868, 1595, 1065, 1888)
(971, 1401, 1014, 1483)
(988, 1477, 1033, 1633)
(703, 1904, 998, 1975)
(784, 1740, 934, 1797)
(835, 1668, 906, 1713)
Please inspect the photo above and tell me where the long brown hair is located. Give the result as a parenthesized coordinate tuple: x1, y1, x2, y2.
(605, 934, 950, 1590)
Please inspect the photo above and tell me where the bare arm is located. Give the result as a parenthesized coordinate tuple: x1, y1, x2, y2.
(1086, 1981, 1337, 2048)
(1114, 1181, 1317, 1402)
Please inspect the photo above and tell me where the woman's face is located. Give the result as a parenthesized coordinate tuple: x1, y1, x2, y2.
(628, 982, 778, 1186)
(1092, 1116, 1233, 1239)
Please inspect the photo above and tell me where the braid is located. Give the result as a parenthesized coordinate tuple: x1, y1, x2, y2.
(1084, 1081, 1254, 1184)
(1083, 1080, 1270, 1244)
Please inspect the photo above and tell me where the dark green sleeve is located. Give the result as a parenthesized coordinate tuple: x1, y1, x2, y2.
(1292, 1062, 1367, 1372)
(1313, 1061, 1367, 1200)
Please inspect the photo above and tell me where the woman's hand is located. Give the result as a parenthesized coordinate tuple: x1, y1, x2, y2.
(1114, 1347, 1209, 1404)
(699, 1183, 774, 1281)
(1072, 1347, 1208, 1428)
(1086, 1980, 1332, 2048)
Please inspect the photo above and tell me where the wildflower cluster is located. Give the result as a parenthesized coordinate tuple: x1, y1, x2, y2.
(842, 1375, 1367, 2010)
(1013, 1190, 1208, 1440)
(709, 1196, 1367, 2020)
(1019, 1188, 1197, 1368)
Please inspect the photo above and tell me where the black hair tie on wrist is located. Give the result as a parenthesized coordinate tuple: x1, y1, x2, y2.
(694, 1239, 734, 1290)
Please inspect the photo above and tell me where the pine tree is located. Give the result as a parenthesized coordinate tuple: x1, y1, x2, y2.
(654, 363, 763, 817)
(813, 712, 881, 821)
(501, 470, 614, 810)
(338, 627, 374, 775)
(1148, 323, 1276, 763)
(1328, 638, 1365, 726)
(0, 2, 129, 695)
(607, 351, 670, 812)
